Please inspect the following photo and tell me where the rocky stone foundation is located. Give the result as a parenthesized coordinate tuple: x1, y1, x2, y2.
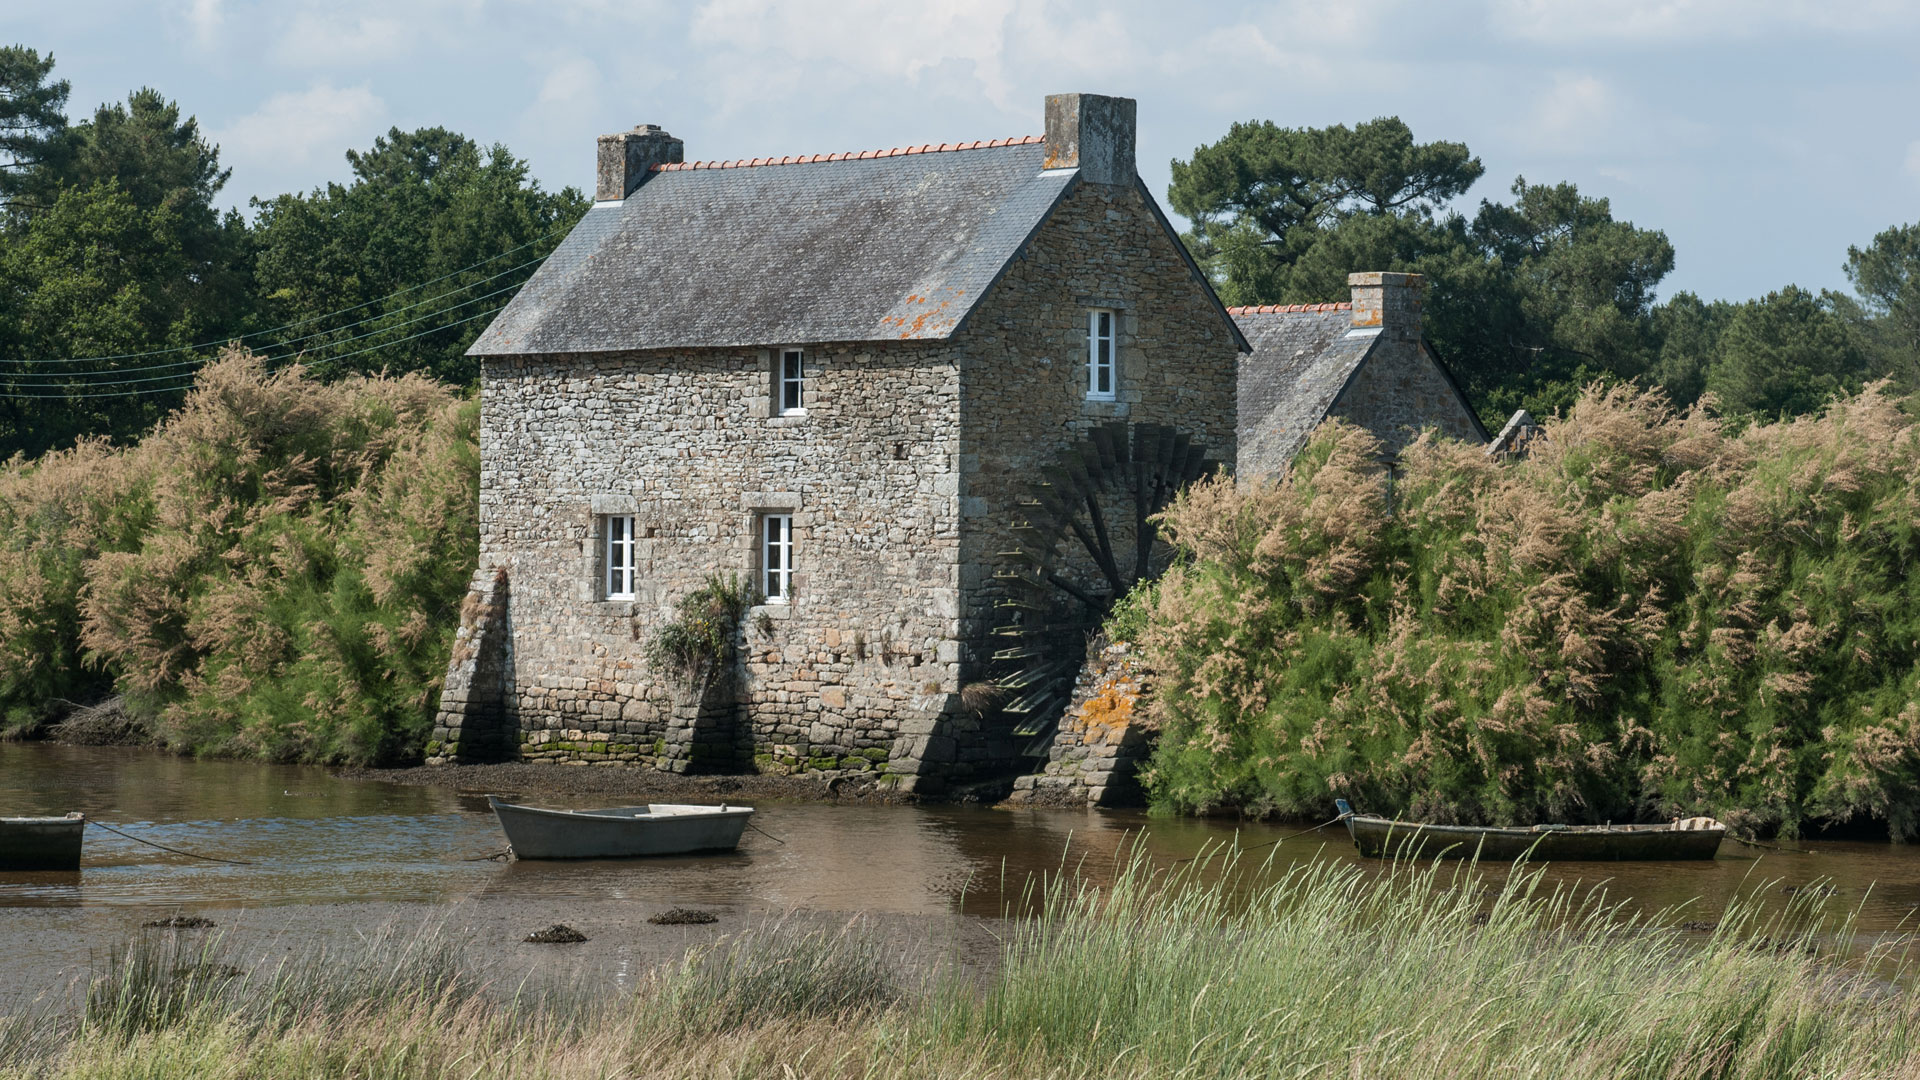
(1005, 642, 1155, 808)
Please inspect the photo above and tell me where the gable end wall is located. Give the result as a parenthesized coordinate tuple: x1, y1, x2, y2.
(1329, 340, 1486, 459)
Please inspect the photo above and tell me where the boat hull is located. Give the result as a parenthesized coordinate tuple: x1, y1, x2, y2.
(489, 797, 753, 859)
(0, 815, 85, 871)
(1344, 816, 1723, 861)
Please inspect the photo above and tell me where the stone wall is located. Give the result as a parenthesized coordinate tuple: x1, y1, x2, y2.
(1005, 642, 1153, 808)
(432, 172, 1243, 787)
(956, 176, 1241, 646)
(440, 340, 965, 774)
(1329, 339, 1485, 460)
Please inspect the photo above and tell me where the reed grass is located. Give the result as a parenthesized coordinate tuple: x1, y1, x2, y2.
(5, 845, 1918, 1078)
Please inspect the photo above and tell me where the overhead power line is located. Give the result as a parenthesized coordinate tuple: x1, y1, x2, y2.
(1, 227, 567, 368)
(0, 302, 512, 400)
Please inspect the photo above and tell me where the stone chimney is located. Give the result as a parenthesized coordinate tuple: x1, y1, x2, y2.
(595, 125, 683, 202)
(1348, 272, 1425, 343)
(1043, 93, 1136, 186)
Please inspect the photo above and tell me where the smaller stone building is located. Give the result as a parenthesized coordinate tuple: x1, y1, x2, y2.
(1233, 272, 1487, 478)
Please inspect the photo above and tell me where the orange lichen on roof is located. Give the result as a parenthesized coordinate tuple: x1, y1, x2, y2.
(1227, 302, 1354, 314)
(652, 135, 1045, 172)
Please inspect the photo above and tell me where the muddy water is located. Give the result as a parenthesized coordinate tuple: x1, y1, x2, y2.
(5, 743, 1920, 1002)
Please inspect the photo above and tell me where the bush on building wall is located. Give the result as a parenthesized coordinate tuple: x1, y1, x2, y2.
(1134, 382, 1920, 837)
(646, 573, 761, 699)
(0, 350, 478, 764)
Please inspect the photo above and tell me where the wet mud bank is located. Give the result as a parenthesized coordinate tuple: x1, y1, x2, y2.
(332, 761, 918, 805)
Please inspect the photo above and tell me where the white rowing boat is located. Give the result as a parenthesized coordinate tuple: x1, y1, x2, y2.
(488, 796, 752, 859)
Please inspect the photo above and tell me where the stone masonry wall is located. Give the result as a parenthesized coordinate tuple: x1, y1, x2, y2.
(433, 173, 1244, 786)
(955, 175, 1241, 659)
(455, 341, 964, 774)
(1005, 641, 1154, 808)
(1330, 340, 1485, 460)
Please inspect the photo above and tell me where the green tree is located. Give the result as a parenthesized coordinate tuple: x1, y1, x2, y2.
(1845, 223, 1920, 390)
(249, 127, 586, 384)
(1169, 119, 1675, 426)
(0, 183, 220, 454)
(1454, 178, 1676, 420)
(1706, 286, 1868, 417)
(1168, 116, 1482, 305)
(1645, 291, 1732, 409)
(0, 44, 68, 212)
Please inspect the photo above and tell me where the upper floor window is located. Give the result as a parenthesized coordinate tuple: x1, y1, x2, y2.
(1086, 310, 1115, 400)
(778, 349, 805, 415)
(762, 513, 794, 603)
(604, 514, 636, 600)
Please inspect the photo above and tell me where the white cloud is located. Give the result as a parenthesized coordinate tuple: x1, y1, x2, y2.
(180, 0, 222, 45)
(212, 83, 385, 173)
(536, 55, 601, 109)
(690, 0, 1021, 107)
(274, 10, 411, 67)
(1906, 141, 1920, 181)
(1493, 0, 1920, 43)
(1534, 73, 1613, 139)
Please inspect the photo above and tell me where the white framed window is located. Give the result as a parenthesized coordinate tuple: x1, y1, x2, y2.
(761, 513, 794, 603)
(778, 348, 805, 415)
(1086, 309, 1115, 400)
(603, 514, 636, 600)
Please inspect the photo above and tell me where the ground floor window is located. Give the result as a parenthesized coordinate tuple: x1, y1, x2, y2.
(761, 513, 793, 602)
(604, 514, 636, 600)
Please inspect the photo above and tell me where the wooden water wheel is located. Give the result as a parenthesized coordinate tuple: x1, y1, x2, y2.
(987, 422, 1219, 757)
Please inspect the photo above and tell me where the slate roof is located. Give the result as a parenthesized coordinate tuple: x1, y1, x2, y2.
(471, 139, 1078, 356)
(1232, 304, 1380, 476)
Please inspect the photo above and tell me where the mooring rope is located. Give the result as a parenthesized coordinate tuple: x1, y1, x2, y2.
(1172, 812, 1351, 864)
(746, 821, 787, 845)
(88, 820, 254, 865)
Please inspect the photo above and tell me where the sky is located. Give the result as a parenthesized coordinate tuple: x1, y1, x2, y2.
(14, 0, 1920, 303)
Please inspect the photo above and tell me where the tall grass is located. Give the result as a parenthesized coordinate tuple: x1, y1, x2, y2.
(0, 351, 477, 763)
(1134, 382, 1920, 835)
(6, 847, 1919, 1079)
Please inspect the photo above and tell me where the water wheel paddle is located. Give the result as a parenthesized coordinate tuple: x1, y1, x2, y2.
(987, 422, 1218, 757)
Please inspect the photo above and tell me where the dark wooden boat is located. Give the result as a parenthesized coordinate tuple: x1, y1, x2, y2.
(0, 813, 85, 871)
(1335, 800, 1724, 861)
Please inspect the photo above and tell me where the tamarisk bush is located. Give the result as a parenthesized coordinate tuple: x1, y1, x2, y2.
(0, 350, 477, 764)
(1136, 382, 1920, 836)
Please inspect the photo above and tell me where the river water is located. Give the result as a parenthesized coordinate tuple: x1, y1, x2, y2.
(5, 743, 1920, 1002)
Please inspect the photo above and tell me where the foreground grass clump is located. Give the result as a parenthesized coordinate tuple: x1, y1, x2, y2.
(1132, 382, 1920, 835)
(0, 351, 477, 763)
(4, 849, 1918, 1079)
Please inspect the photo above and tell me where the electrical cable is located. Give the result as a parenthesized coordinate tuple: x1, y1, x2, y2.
(0, 227, 567, 367)
(0, 252, 547, 381)
(0, 301, 509, 399)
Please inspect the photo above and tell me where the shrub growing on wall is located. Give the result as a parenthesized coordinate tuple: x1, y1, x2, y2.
(1137, 383, 1920, 837)
(0, 351, 478, 764)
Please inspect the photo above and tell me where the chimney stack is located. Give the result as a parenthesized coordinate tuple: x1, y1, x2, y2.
(1043, 93, 1136, 186)
(596, 125, 683, 202)
(1348, 272, 1425, 343)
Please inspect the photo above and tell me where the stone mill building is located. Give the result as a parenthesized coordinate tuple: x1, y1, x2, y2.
(430, 93, 1251, 792)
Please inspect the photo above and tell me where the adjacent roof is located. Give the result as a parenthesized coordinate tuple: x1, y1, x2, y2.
(471, 139, 1077, 356)
(1231, 302, 1489, 477)
(1232, 305, 1375, 475)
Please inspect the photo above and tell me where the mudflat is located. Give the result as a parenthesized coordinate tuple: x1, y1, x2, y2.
(332, 761, 912, 805)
